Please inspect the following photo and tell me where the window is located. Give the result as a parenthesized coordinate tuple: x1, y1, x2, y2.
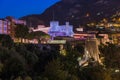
(4, 27, 7, 31)
(0, 30, 2, 34)
(4, 21, 7, 25)
(0, 27, 2, 30)
(0, 21, 3, 24)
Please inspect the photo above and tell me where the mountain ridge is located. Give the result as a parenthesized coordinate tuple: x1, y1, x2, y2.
(21, 0, 120, 28)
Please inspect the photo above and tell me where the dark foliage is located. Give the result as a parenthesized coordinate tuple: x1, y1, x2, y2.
(0, 34, 14, 48)
(0, 41, 120, 80)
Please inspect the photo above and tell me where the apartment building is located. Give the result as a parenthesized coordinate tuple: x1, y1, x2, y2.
(0, 17, 26, 38)
(0, 19, 10, 34)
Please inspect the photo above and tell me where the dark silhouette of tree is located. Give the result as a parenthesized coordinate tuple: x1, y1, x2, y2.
(15, 24, 29, 42)
(43, 59, 79, 80)
(26, 31, 50, 43)
(0, 34, 14, 48)
(99, 44, 120, 68)
(79, 65, 112, 80)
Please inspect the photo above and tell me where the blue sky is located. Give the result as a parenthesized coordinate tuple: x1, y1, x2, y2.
(0, 0, 60, 18)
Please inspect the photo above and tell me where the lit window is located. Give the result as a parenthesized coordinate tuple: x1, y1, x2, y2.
(4, 27, 7, 31)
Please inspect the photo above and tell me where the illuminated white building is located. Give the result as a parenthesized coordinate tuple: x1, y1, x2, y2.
(48, 21, 74, 38)
(30, 25, 49, 34)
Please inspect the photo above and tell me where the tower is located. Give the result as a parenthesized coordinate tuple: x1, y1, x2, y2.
(48, 21, 59, 39)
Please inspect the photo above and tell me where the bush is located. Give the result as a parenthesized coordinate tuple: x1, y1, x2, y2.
(79, 65, 112, 80)
(0, 34, 14, 48)
(24, 76, 32, 80)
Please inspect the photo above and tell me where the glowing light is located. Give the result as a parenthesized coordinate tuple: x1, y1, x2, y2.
(48, 21, 74, 38)
(47, 40, 66, 44)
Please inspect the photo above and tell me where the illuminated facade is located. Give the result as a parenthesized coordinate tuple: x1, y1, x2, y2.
(0, 17, 26, 38)
(30, 25, 49, 34)
(7, 17, 26, 38)
(12, 18, 26, 25)
(0, 19, 10, 34)
(48, 21, 74, 39)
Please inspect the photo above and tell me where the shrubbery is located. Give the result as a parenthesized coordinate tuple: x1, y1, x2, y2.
(0, 36, 120, 80)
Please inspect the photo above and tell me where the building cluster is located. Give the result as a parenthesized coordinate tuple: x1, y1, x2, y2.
(0, 19, 10, 34)
(87, 18, 120, 32)
(31, 21, 74, 37)
(48, 21, 74, 39)
(75, 27, 120, 45)
(0, 17, 26, 38)
(81, 17, 120, 45)
(31, 20, 120, 45)
(29, 21, 74, 43)
(0, 16, 120, 45)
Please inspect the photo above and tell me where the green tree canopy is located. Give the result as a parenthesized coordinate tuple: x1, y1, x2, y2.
(0, 34, 14, 48)
(15, 24, 29, 42)
(26, 31, 50, 43)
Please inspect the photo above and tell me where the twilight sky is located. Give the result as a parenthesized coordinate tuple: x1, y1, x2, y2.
(0, 0, 60, 18)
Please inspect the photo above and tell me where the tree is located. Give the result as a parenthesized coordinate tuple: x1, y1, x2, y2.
(99, 44, 120, 68)
(26, 31, 35, 40)
(15, 24, 29, 43)
(24, 76, 32, 80)
(26, 31, 50, 43)
(14, 76, 23, 80)
(0, 46, 10, 62)
(33, 31, 50, 43)
(3, 58, 25, 78)
(79, 65, 112, 80)
(63, 42, 80, 75)
(43, 59, 69, 80)
(0, 34, 14, 48)
(0, 62, 4, 73)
